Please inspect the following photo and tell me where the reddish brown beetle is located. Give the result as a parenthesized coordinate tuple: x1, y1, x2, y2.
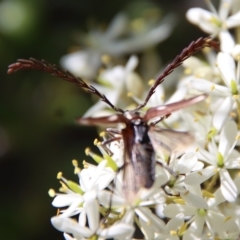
(8, 37, 219, 200)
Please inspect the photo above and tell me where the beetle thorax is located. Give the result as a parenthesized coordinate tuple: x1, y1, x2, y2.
(122, 111, 150, 144)
(123, 110, 143, 121)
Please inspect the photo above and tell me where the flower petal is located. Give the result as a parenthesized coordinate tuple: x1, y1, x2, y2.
(177, 152, 198, 174)
(212, 96, 233, 131)
(63, 233, 75, 240)
(219, 121, 237, 156)
(97, 223, 135, 239)
(105, 20, 174, 55)
(218, 0, 231, 21)
(220, 169, 238, 202)
(219, 31, 235, 53)
(225, 157, 240, 169)
(60, 50, 101, 79)
(97, 190, 125, 207)
(136, 207, 166, 232)
(226, 11, 240, 28)
(51, 216, 92, 238)
(163, 204, 195, 218)
(217, 52, 236, 87)
(84, 192, 99, 232)
(191, 78, 229, 96)
(184, 166, 216, 185)
(191, 215, 205, 237)
(105, 13, 128, 39)
(139, 217, 155, 239)
(52, 194, 82, 208)
(165, 213, 184, 231)
(186, 8, 217, 33)
(181, 191, 208, 209)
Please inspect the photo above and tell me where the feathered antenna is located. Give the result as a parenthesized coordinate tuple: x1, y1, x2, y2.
(8, 37, 219, 112)
(7, 58, 124, 113)
(134, 37, 219, 111)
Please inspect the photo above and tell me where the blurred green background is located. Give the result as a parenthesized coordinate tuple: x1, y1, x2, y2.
(0, 0, 205, 239)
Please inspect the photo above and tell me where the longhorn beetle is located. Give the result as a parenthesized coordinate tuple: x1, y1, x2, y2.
(8, 37, 219, 201)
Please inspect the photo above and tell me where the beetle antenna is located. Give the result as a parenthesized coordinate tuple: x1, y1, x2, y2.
(134, 37, 219, 111)
(7, 58, 124, 113)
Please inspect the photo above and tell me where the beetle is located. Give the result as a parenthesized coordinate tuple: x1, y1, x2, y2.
(8, 37, 219, 201)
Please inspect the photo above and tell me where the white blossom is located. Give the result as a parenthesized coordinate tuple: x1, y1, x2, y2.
(186, 0, 240, 52)
(191, 52, 240, 130)
(61, 12, 174, 79)
(186, 121, 240, 202)
(49, 1, 240, 239)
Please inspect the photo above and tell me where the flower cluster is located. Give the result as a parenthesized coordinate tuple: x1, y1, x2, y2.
(60, 10, 175, 80)
(49, 1, 240, 239)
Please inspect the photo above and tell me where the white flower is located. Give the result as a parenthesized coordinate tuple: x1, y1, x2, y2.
(50, 160, 117, 239)
(191, 52, 240, 130)
(164, 153, 204, 198)
(182, 54, 219, 83)
(154, 213, 184, 240)
(163, 190, 235, 239)
(60, 50, 101, 80)
(83, 55, 143, 117)
(50, 143, 170, 239)
(186, 0, 240, 52)
(52, 216, 135, 240)
(48, 2, 240, 239)
(61, 12, 174, 79)
(185, 121, 240, 202)
(97, 172, 169, 239)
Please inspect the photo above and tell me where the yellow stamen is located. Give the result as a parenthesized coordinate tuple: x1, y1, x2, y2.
(224, 216, 232, 222)
(148, 79, 155, 86)
(93, 139, 98, 145)
(59, 181, 68, 192)
(72, 160, 81, 174)
(72, 159, 78, 167)
(230, 111, 237, 118)
(194, 117, 199, 122)
(170, 230, 177, 236)
(184, 68, 192, 75)
(74, 167, 81, 174)
(85, 148, 90, 156)
(82, 160, 89, 168)
(131, 18, 145, 31)
(48, 189, 56, 197)
(99, 131, 105, 137)
(57, 172, 63, 179)
(101, 54, 111, 65)
(202, 190, 215, 198)
(178, 222, 188, 236)
(127, 92, 133, 97)
(173, 198, 185, 205)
